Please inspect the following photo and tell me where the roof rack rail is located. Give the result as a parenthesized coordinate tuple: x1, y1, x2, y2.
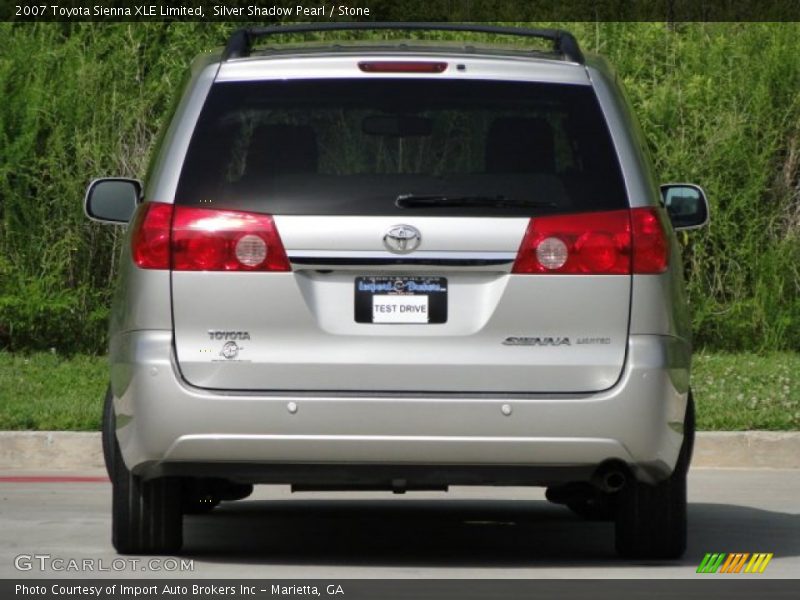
(222, 22, 584, 64)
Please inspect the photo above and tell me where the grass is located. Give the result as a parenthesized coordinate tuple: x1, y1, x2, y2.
(692, 352, 800, 430)
(0, 351, 798, 431)
(0, 352, 107, 431)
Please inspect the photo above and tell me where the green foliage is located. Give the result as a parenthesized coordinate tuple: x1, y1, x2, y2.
(692, 351, 800, 430)
(0, 23, 798, 353)
(0, 351, 107, 430)
(0, 23, 236, 353)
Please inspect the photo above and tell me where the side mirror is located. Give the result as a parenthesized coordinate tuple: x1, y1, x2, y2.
(660, 183, 709, 231)
(84, 178, 141, 224)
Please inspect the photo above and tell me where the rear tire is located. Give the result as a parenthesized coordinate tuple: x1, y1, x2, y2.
(109, 394, 183, 554)
(614, 393, 694, 559)
(101, 386, 114, 477)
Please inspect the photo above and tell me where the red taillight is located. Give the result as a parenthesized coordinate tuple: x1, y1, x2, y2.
(130, 203, 290, 272)
(512, 207, 669, 275)
(171, 206, 289, 271)
(513, 207, 669, 275)
(513, 210, 632, 274)
(358, 61, 448, 73)
(631, 207, 669, 274)
(131, 202, 173, 269)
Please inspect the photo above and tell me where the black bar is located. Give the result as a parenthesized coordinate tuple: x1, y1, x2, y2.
(222, 22, 584, 64)
(138, 462, 597, 486)
(3, 579, 799, 600)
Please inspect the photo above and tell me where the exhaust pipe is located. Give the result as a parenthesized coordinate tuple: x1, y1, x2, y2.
(591, 461, 628, 493)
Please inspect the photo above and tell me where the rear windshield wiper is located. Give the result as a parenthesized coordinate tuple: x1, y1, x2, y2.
(395, 194, 557, 209)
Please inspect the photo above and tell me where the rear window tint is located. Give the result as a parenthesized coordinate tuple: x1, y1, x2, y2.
(175, 79, 627, 216)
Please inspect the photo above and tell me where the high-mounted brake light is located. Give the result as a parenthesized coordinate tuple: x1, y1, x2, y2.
(358, 61, 448, 73)
(512, 207, 669, 275)
(130, 202, 290, 272)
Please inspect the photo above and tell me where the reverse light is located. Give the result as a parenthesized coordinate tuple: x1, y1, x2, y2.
(535, 237, 569, 270)
(235, 234, 269, 267)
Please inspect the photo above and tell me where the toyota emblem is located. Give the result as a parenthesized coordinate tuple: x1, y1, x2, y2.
(383, 225, 422, 254)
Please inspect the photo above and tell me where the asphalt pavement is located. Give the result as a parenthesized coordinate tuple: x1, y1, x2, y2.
(0, 468, 798, 579)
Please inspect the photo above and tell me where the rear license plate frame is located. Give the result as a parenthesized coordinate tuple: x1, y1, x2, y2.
(354, 276, 448, 324)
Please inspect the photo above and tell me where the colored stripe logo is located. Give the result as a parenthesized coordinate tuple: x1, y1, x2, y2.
(697, 553, 773, 574)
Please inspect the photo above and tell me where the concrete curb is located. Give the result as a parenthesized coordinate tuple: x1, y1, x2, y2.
(0, 431, 798, 472)
(0, 432, 105, 471)
(693, 431, 800, 469)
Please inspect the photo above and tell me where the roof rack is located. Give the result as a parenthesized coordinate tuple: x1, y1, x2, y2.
(222, 22, 584, 64)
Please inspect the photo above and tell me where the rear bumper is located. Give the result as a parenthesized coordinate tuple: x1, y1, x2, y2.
(110, 331, 689, 485)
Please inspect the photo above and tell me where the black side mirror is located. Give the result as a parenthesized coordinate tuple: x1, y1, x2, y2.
(84, 178, 141, 224)
(660, 184, 709, 231)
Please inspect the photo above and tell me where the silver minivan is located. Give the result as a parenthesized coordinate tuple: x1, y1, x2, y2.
(85, 23, 709, 558)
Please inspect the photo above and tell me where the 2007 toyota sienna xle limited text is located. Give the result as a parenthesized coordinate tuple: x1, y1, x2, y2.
(85, 23, 710, 558)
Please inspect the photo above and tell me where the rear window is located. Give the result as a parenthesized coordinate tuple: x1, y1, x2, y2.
(175, 79, 627, 216)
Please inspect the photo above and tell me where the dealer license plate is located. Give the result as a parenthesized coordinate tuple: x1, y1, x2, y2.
(354, 276, 447, 324)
